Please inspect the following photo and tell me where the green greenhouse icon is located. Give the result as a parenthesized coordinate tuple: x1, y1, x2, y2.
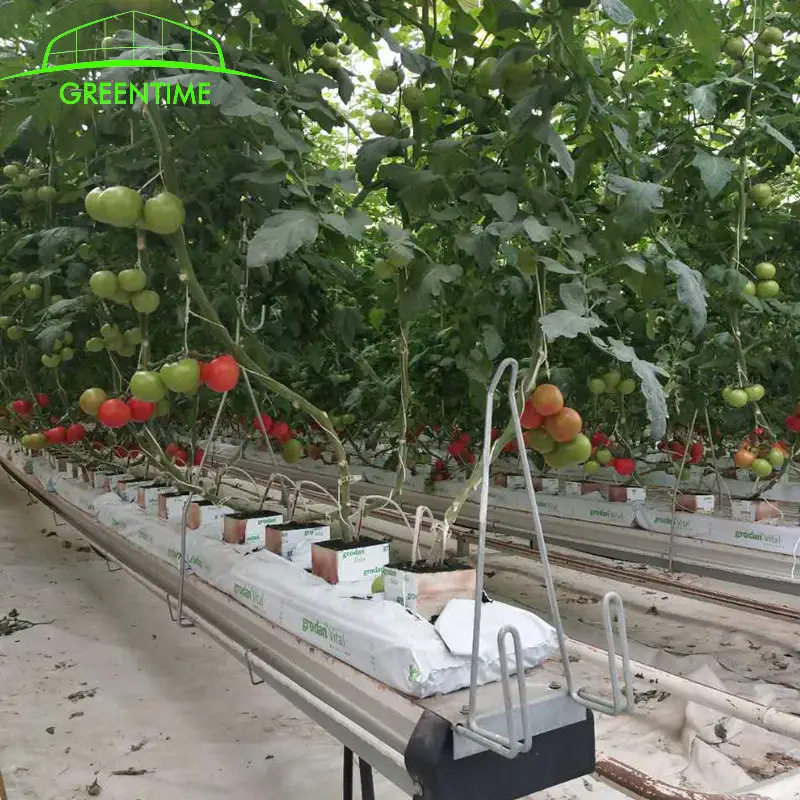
(1, 10, 268, 82)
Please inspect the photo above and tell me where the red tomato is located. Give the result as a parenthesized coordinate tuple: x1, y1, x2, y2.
(490, 427, 501, 441)
(669, 441, 686, 461)
(613, 457, 635, 476)
(127, 397, 155, 423)
(65, 423, 86, 444)
(465, 452, 476, 464)
(447, 439, 466, 457)
(591, 431, 609, 447)
(128, 447, 141, 458)
(434, 459, 446, 470)
(271, 420, 289, 440)
(689, 442, 704, 464)
(114, 445, 129, 459)
(36, 393, 50, 408)
(520, 398, 544, 430)
(97, 399, 132, 429)
(785, 415, 800, 433)
(92, 440, 104, 451)
(203, 354, 240, 393)
(44, 426, 66, 445)
(253, 413, 274, 434)
(459, 432, 471, 444)
(193, 447, 205, 466)
(12, 399, 32, 415)
(165, 442, 179, 457)
(173, 448, 188, 467)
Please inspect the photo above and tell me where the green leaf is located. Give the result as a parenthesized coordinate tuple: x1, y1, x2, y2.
(687, 85, 716, 120)
(38, 227, 87, 264)
(600, 0, 635, 25)
(666, 259, 708, 336)
(340, 18, 378, 58)
(247, 210, 320, 267)
(482, 325, 504, 360)
(603, 338, 668, 440)
(758, 119, 796, 155)
(667, 0, 720, 65)
(541, 310, 604, 340)
(607, 174, 668, 212)
(421, 263, 463, 298)
(691, 151, 734, 198)
(535, 123, 574, 181)
(0, 98, 34, 153)
(540, 257, 578, 275)
(485, 191, 518, 222)
(523, 216, 553, 243)
(620, 253, 647, 274)
(559, 279, 587, 313)
(355, 137, 405, 187)
(321, 210, 371, 240)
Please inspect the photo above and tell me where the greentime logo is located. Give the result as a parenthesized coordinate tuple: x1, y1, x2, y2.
(1, 10, 269, 105)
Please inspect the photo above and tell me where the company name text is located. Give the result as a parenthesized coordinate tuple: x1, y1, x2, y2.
(59, 81, 211, 105)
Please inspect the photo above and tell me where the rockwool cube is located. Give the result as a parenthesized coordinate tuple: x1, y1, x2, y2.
(223, 510, 284, 546)
(265, 522, 331, 569)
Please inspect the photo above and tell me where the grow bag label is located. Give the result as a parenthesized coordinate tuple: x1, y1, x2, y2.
(138, 484, 172, 511)
(311, 539, 390, 585)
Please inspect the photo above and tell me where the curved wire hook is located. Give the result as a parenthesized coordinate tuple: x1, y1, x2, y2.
(238, 294, 266, 333)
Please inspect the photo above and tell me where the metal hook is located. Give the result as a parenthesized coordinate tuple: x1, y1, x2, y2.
(238, 294, 266, 332)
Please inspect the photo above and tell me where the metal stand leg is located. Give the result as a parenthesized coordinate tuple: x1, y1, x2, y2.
(456, 536, 470, 558)
(343, 747, 354, 800)
(342, 748, 375, 800)
(358, 756, 375, 800)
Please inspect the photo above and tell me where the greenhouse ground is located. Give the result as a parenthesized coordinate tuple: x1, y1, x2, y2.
(1, 475, 799, 800)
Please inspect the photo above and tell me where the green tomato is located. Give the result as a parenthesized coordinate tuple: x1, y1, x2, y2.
(22, 283, 42, 300)
(13, 173, 30, 187)
(749, 183, 772, 206)
(59, 346, 74, 361)
(588, 377, 606, 395)
(322, 42, 338, 57)
(602, 370, 621, 391)
(41, 353, 61, 368)
(767, 447, 785, 469)
(388, 243, 413, 268)
(117, 342, 136, 357)
(117, 268, 147, 293)
(131, 289, 160, 314)
(85, 187, 109, 222)
(726, 388, 749, 408)
(560, 433, 592, 464)
(584, 459, 601, 474)
(754, 262, 776, 280)
(402, 86, 425, 111)
(527, 428, 555, 454)
(99, 186, 143, 228)
(143, 191, 185, 235)
(369, 112, 396, 137)
(475, 57, 497, 91)
(52, 338, 63, 352)
(110, 287, 131, 306)
(130, 370, 167, 402)
(85, 337, 105, 352)
(374, 69, 400, 94)
(372, 259, 396, 280)
(0, 316, 11, 330)
(6, 326, 24, 341)
(100, 323, 120, 341)
(77, 243, 93, 260)
(37, 186, 57, 202)
(89, 270, 119, 299)
(760, 26, 783, 46)
(3, 164, 20, 179)
(50, 294, 63, 305)
(751, 458, 772, 478)
(124, 327, 143, 345)
(744, 384, 765, 402)
(724, 37, 747, 58)
(21, 188, 37, 205)
(742, 280, 757, 297)
(756, 280, 779, 298)
(160, 358, 200, 393)
(596, 447, 613, 466)
(618, 378, 636, 395)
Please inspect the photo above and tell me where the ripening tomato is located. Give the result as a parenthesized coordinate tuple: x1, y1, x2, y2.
(44, 426, 66, 445)
(127, 397, 155, 423)
(543, 408, 582, 443)
(203, 354, 240, 392)
(97, 398, 132, 428)
(65, 423, 86, 444)
(520, 398, 544, 430)
(669, 441, 686, 461)
(530, 384, 564, 417)
(193, 447, 205, 466)
(36, 393, 50, 408)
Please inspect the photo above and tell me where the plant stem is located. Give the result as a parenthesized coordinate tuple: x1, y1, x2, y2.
(142, 101, 355, 539)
